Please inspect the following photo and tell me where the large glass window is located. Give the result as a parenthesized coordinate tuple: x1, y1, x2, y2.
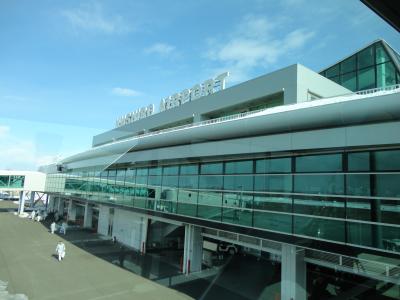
(293, 196, 345, 218)
(348, 152, 370, 171)
(294, 215, 345, 242)
(326, 64, 339, 78)
(377, 62, 396, 87)
(341, 72, 357, 91)
(0, 176, 8, 187)
(375, 174, 400, 197)
(358, 66, 375, 90)
(163, 165, 179, 175)
(199, 176, 223, 189)
(296, 153, 342, 172)
(9, 175, 24, 188)
(346, 174, 371, 196)
(180, 164, 198, 175)
(201, 162, 223, 174)
(294, 174, 344, 195)
(256, 157, 291, 173)
(223, 175, 253, 191)
(376, 43, 390, 64)
(340, 55, 356, 73)
(254, 175, 292, 193)
(375, 150, 400, 171)
(225, 160, 253, 174)
(358, 46, 374, 69)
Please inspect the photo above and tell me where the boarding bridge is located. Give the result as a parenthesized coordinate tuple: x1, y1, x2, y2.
(0, 170, 48, 213)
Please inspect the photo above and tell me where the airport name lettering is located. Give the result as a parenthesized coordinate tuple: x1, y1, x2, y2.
(115, 72, 229, 128)
(159, 72, 229, 112)
(115, 104, 154, 127)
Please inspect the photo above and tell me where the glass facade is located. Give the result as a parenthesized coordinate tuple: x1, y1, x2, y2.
(320, 41, 400, 91)
(45, 147, 400, 254)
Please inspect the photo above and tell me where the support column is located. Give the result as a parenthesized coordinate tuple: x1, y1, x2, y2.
(139, 217, 148, 254)
(83, 203, 93, 228)
(56, 197, 64, 215)
(281, 244, 306, 300)
(67, 200, 77, 221)
(18, 191, 25, 215)
(183, 224, 203, 274)
(30, 191, 35, 208)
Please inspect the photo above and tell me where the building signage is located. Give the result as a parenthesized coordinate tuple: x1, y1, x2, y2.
(159, 72, 229, 112)
(115, 72, 229, 128)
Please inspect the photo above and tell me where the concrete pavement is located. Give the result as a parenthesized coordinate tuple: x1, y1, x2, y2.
(0, 212, 192, 300)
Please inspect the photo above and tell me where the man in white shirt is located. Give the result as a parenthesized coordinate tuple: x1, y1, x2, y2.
(55, 241, 66, 261)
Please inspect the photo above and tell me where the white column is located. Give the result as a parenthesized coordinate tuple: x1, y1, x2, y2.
(139, 216, 148, 254)
(67, 200, 77, 221)
(183, 224, 203, 274)
(18, 191, 25, 214)
(56, 197, 64, 215)
(83, 203, 93, 228)
(281, 244, 307, 300)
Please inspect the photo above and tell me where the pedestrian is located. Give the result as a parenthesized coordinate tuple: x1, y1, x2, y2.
(50, 221, 56, 234)
(55, 241, 66, 261)
(31, 210, 36, 220)
(60, 221, 67, 235)
(119, 246, 126, 268)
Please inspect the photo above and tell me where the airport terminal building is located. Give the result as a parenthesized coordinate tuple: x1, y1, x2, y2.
(42, 39, 400, 299)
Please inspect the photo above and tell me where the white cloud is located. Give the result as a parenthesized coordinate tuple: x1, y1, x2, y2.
(0, 125, 60, 171)
(62, 2, 131, 34)
(112, 87, 141, 97)
(145, 43, 176, 57)
(206, 15, 315, 83)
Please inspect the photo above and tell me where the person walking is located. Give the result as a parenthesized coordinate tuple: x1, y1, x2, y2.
(60, 221, 67, 235)
(55, 241, 66, 261)
(50, 221, 56, 234)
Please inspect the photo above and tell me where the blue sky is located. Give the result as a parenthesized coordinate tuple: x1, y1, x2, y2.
(0, 0, 399, 170)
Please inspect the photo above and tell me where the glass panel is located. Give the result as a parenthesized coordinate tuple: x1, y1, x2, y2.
(162, 176, 179, 188)
(376, 43, 390, 64)
(222, 206, 253, 226)
(199, 176, 223, 189)
(197, 204, 222, 221)
(253, 195, 292, 213)
(163, 165, 179, 175)
(149, 167, 162, 175)
(375, 174, 400, 197)
(348, 152, 370, 171)
(294, 174, 344, 195)
(294, 196, 345, 218)
(296, 153, 342, 172)
(179, 176, 198, 189)
(224, 160, 253, 174)
(375, 149, 400, 171)
(0, 176, 9, 187)
(346, 198, 372, 221)
(9, 175, 25, 188)
(256, 157, 291, 173)
(329, 76, 340, 84)
(377, 61, 396, 87)
(294, 216, 345, 242)
(253, 210, 292, 233)
(341, 72, 357, 91)
(254, 175, 292, 193)
(180, 164, 198, 175)
(326, 64, 339, 77)
(200, 162, 223, 174)
(136, 168, 148, 176)
(346, 174, 371, 196)
(223, 175, 253, 191)
(340, 55, 356, 73)
(358, 66, 375, 90)
(347, 222, 400, 252)
(358, 46, 374, 69)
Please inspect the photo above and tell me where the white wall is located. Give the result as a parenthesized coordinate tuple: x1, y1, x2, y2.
(112, 208, 146, 250)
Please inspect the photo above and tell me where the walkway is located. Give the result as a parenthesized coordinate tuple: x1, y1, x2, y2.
(0, 212, 192, 300)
